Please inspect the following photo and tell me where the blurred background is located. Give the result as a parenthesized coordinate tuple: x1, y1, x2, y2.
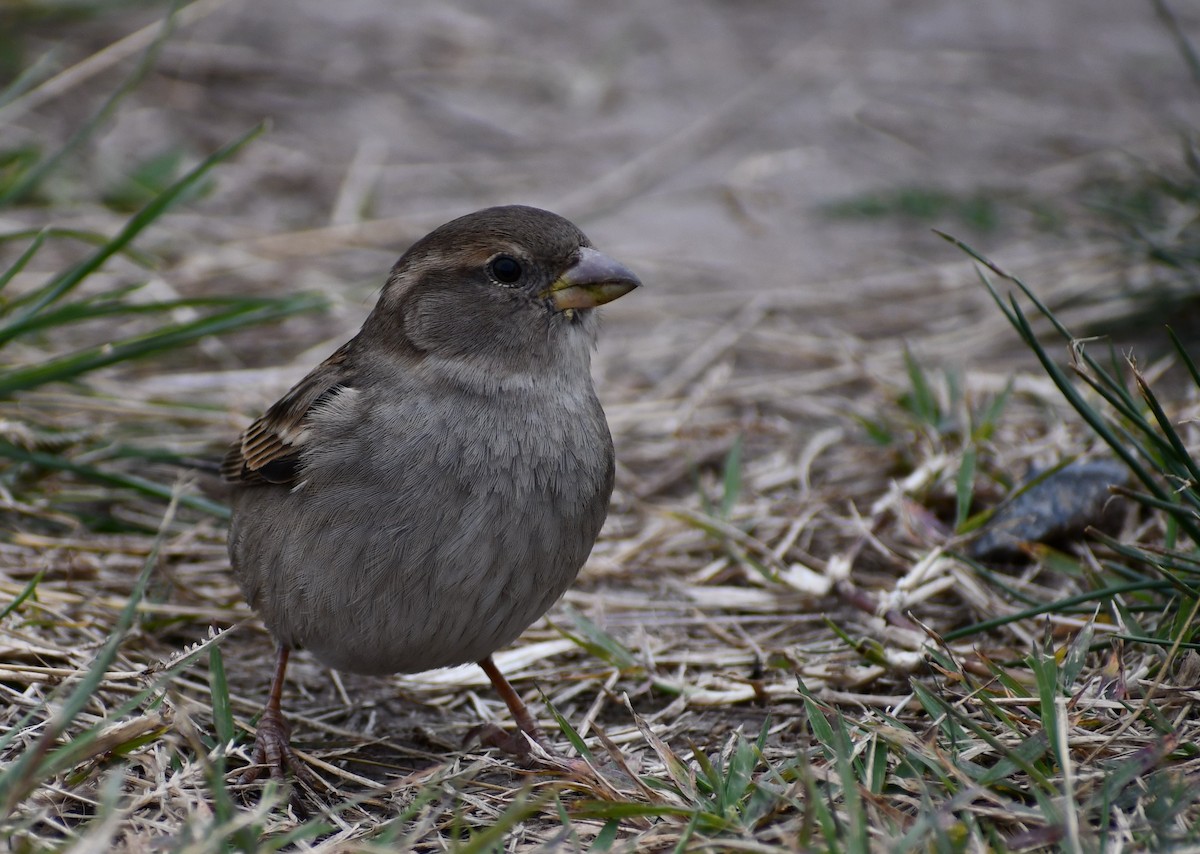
(4, 0, 1197, 394)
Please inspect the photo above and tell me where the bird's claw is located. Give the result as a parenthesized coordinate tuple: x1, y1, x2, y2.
(464, 722, 542, 764)
(239, 706, 318, 788)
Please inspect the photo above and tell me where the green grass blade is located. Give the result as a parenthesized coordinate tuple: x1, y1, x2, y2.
(1167, 326, 1200, 388)
(722, 735, 759, 818)
(0, 47, 60, 110)
(0, 570, 43, 622)
(208, 645, 234, 748)
(943, 579, 1173, 641)
(3, 292, 308, 337)
(720, 435, 743, 519)
(0, 121, 267, 347)
(558, 606, 637, 669)
(1133, 368, 1200, 488)
(954, 447, 976, 532)
(1061, 614, 1097, 688)
(0, 292, 321, 396)
(0, 9, 174, 208)
(830, 715, 869, 854)
(543, 695, 594, 762)
(977, 731, 1051, 787)
(0, 441, 230, 519)
(0, 226, 157, 273)
(1151, 0, 1200, 89)
(571, 800, 699, 822)
(455, 789, 558, 854)
(902, 344, 941, 427)
(974, 378, 1013, 442)
(1029, 642, 1062, 762)
(1005, 297, 1200, 543)
(0, 229, 47, 294)
(949, 234, 1200, 538)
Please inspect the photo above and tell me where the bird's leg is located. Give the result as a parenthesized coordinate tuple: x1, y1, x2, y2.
(473, 657, 602, 781)
(240, 646, 317, 786)
(473, 655, 545, 757)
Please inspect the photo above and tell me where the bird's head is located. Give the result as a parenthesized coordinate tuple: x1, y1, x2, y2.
(366, 205, 641, 376)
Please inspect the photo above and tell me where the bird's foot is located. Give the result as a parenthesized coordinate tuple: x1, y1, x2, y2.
(465, 722, 543, 765)
(469, 657, 593, 772)
(239, 706, 318, 788)
(467, 723, 614, 783)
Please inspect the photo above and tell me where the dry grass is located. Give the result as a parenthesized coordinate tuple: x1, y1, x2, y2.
(4, 2, 1200, 851)
(5, 233, 1198, 850)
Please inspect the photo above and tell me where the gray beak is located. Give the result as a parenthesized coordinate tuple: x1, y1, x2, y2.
(542, 247, 641, 311)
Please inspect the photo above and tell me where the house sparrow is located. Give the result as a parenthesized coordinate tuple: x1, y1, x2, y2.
(221, 205, 640, 783)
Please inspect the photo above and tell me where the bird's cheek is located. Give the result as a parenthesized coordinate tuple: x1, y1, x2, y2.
(403, 291, 474, 352)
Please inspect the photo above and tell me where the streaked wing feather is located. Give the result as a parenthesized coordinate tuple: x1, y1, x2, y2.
(221, 340, 356, 486)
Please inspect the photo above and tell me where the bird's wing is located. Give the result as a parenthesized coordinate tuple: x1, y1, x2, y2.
(221, 340, 357, 486)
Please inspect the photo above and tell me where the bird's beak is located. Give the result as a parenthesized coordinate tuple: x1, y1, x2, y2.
(542, 247, 641, 311)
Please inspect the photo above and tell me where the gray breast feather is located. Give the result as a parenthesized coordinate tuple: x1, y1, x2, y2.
(228, 380, 613, 675)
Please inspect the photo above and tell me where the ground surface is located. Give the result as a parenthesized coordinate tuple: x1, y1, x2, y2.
(2, 1, 1200, 850)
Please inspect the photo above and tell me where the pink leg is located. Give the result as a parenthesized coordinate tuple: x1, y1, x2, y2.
(239, 646, 317, 786)
(470, 655, 546, 757)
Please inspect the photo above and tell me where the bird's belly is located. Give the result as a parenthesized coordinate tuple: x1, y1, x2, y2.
(232, 451, 605, 675)
(302, 494, 580, 674)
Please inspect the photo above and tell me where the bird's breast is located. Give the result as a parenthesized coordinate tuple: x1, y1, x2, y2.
(233, 376, 614, 674)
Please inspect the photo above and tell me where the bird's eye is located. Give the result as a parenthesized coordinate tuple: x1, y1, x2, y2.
(488, 255, 523, 284)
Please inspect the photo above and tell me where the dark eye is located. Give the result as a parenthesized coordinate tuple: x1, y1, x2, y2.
(489, 255, 523, 284)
